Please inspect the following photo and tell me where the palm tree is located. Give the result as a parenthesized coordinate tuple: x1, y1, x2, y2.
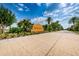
(46, 17, 52, 32)
(46, 17, 52, 25)
(69, 17, 79, 31)
(69, 17, 77, 24)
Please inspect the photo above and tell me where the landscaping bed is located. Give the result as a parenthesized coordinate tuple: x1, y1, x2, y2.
(0, 32, 32, 40)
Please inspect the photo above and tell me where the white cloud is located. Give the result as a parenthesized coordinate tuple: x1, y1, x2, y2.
(59, 3, 67, 8)
(16, 6, 29, 11)
(43, 10, 60, 19)
(36, 3, 51, 7)
(14, 4, 24, 11)
(36, 3, 42, 6)
(24, 6, 30, 11)
(24, 6, 28, 8)
(18, 3, 24, 7)
(44, 11, 52, 16)
(45, 3, 51, 7)
(15, 5, 19, 8)
(18, 8, 23, 11)
(31, 17, 47, 24)
(14, 4, 30, 11)
(70, 3, 75, 6)
(43, 3, 79, 28)
(44, 4, 79, 19)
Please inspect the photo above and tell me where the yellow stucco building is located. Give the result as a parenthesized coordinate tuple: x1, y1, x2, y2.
(31, 24, 44, 33)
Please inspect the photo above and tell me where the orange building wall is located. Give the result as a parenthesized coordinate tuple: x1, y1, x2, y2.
(31, 24, 44, 33)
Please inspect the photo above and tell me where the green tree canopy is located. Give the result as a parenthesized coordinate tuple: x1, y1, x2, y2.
(51, 21, 63, 31)
(0, 5, 16, 33)
(17, 19, 32, 32)
(69, 17, 79, 24)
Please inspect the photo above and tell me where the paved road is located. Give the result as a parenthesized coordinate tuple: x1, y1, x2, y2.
(0, 31, 79, 56)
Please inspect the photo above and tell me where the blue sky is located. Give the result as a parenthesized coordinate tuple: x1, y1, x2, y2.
(1, 3, 79, 29)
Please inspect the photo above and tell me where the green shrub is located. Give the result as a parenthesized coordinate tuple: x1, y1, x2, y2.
(0, 33, 8, 39)
(24, 32, 32, 35)
(0, 32, 32, 39)
(18, 32, 32, 37)
(47, 25, 52, 32)
(9, 27, 22, 33)
(6, 33, 18, 39)
(0, 33, 18, 39)
(18, 32, 25, 36)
